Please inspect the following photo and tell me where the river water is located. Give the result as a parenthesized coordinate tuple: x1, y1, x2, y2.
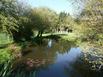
(10, 39, 102, 77)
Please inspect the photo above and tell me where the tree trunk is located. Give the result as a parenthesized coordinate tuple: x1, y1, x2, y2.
(37, 31, 43, 38)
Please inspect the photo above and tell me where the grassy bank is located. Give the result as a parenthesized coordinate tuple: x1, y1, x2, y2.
(0, 33, 13, 45)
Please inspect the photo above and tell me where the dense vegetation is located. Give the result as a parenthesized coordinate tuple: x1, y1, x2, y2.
(0, 0, 103, 77)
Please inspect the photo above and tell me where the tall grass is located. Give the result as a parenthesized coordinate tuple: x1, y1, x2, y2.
(0, 47, 36, 77)
(0, 60, 13, 77)
(0, 47, 13, 77)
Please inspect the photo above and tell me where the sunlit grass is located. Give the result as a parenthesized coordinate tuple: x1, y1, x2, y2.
(60, 33, 79, 41)
(0, 33, 13, 45)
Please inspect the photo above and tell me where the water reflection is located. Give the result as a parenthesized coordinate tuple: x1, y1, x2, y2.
(56, 47, 82, 63)
(47, 39, 53, 48)
(11, 40, 84, 77)
(35, 47, 82, 77)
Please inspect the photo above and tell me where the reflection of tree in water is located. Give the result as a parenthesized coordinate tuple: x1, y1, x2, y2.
(10, 39, 75, 77)
(9, 40, 78, 77)
(10, 57, 53, 77)
(55, 40, 76, 54)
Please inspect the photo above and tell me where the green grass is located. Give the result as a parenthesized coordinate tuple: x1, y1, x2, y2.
(42, 32, 68, 36)
(60, 33, 79, 41)
(0, 33, 13, 45)
(0, 48, 12, 63)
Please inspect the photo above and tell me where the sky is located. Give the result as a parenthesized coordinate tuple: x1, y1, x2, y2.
(19, 0, 86, 17)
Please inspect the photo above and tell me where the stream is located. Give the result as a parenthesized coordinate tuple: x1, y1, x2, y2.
(10, 39, 102, 77)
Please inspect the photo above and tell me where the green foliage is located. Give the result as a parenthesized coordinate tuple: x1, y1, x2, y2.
(11, 16, 34, 42)
(0, 48, 12, 63)
(0, 60, 13, 77)
(57, 12, 73, 31)
(30, 7, 58, 37)
(0, 0, 19, 35)
(78, 0, 103, 40)
(0, 0, 33, 42)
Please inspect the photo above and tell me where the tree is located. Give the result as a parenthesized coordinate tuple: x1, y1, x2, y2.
(0, 0, 19, 35)
(56, 12, 74, 32)
(79, 0, 103, 40)
(10, 1, 33, 42)
(11, 17, 34, 42)
(0, 0, 34, 42)
(30, 7, 58, 37)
